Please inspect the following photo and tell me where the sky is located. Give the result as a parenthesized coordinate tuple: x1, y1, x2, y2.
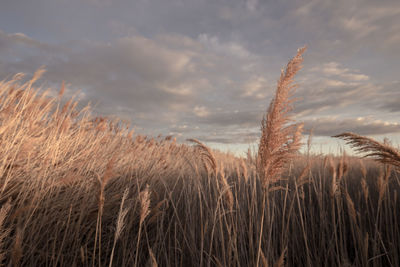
(1, 0, 400, 156)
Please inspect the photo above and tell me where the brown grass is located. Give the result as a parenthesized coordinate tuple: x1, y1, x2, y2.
(0, 50, 398, 266)
(334, 132, 400, 168)
(257, 47, 306, 187)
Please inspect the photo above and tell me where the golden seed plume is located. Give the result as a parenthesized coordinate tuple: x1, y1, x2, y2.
(334, 132, 400, 168)
(187, 138, 217, 174)
(257, 47, 306, 187)
(139, 185, 151, 225)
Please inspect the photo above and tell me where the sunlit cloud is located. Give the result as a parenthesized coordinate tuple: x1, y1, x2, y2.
(0, 0, 399, 149)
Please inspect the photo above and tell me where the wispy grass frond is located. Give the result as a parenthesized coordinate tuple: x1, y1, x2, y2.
(334, 132, 400, 168)
(187, 138, 217, 173)
(257, 47, 306, 186)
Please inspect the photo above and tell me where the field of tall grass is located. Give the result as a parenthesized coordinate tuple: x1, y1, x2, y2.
(0, 48, 399, 266)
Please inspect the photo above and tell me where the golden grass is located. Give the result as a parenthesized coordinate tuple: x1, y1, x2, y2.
(0, 50, 398, 266)
(334, 132, 400, 168)
(257, 47, 306, 187)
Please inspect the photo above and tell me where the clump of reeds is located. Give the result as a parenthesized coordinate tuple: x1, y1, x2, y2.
(334, 132, 400, 168)
(257, 47, 306, 186)
(187, 138, 217, 174)
(0, 50, 399, 267)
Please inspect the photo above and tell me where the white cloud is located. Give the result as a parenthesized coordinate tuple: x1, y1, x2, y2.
(198, 34, 252, 59)
(241, 76, 268, 99)
(322, 79, 346, 87)
(193, 106, 210, 118)
(341, 73, 369, 81)
(160, 83, 193, 96)
(340, 5, 400, 40)
(321, 62, 348, 76)
(116, 36, 192, 77)
(317, 62, 369, 82)
(340, 17, 378, 39)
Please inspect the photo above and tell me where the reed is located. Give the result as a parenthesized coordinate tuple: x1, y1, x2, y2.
(334, 132, 400, 168)
(0, 50, 398, 266)
(257, 47, 306, 187)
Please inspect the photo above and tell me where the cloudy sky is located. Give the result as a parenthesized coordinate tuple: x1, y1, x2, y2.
(1, 0, 400, 155)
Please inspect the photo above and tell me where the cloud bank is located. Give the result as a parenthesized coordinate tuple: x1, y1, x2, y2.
(0, 0, 399, 148)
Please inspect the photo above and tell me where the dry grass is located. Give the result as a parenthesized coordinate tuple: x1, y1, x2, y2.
(334, 132, 400, 168)
(0, 50, 398, 266)
(257, 47, 305, 187)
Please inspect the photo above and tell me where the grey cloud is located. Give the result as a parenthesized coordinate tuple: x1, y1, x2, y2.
(373, 81, 400, 112)
(2, 33, 198, 95)
(304, 117, 400, 136)
(1, 0, 400, 149)
(196, 130, 260, 144)
(294, 0, 400, 43)
(382, 101, 400, 112)
(292, 63, 400, 117)
(294, 82, 377, 116)
(1, 28, 399, 145)
(0, 29, 272, 136)
(195, 109, 263, 127)
(0, 32, 199, 127)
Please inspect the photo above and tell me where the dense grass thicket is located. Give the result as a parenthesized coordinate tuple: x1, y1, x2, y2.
(0, 50, 399, 266)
